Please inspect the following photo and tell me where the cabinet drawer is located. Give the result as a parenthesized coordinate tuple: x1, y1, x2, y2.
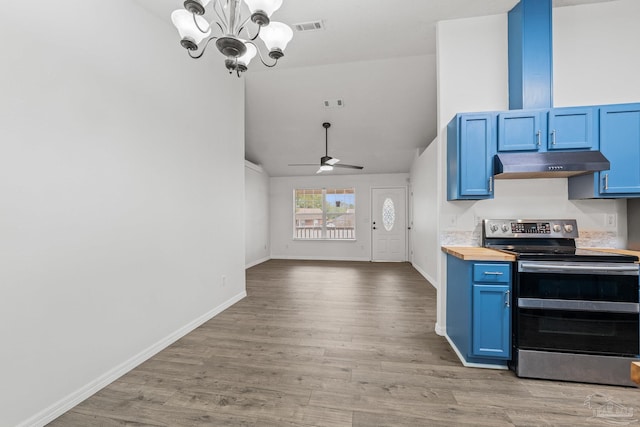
(473, 263, 510, 283)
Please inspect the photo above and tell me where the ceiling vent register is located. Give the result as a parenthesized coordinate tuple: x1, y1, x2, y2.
(294, 21, 324, 32)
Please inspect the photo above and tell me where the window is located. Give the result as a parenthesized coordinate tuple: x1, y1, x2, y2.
(294, 188, 356, 240)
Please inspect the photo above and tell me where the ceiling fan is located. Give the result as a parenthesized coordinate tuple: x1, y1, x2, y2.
(288, 122, 364, 174)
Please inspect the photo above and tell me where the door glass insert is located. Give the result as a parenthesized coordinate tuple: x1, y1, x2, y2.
(382, 198, 395, 231)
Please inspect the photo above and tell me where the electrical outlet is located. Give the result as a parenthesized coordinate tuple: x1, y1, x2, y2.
(605, 214, 617, 228)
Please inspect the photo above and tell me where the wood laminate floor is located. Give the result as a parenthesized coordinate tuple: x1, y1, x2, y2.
(50, 260, 639, 426)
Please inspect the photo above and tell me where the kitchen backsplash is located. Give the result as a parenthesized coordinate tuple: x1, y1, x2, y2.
(575, 231, 621, 248)
(441, 229, 621, 248)
(441, 230, 481, 246)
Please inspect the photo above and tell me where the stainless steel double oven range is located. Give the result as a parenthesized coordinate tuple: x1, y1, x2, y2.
(483, 219, 640, 387)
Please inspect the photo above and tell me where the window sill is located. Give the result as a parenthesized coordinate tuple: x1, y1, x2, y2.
(292, 238, 357, 242)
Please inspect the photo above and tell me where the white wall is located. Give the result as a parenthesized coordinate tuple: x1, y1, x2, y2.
(245, 161, 271, 267)
(270, 173, 409, 260)
(245, 54, 436, 177)
(428, 0, 640, 335)
(553, 0, 640, 107)
(409, 143, 439, 286)
(0, 1, 246, 426)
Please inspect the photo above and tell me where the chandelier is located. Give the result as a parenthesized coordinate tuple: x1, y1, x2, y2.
(171, 0, 293, 76)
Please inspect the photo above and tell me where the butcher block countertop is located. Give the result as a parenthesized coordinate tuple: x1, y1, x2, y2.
(441, 246, 516, 262)
(442, 247, 640, 263)
(585, 248, 640, 263)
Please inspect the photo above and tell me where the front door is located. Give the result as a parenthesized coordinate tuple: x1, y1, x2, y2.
(371, 187, 407, 262)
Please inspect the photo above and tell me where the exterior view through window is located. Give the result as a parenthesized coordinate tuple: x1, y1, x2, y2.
(294, 188, 356, 240)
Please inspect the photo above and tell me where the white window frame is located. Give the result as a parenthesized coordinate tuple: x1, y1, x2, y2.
(293, 188, 356, 240)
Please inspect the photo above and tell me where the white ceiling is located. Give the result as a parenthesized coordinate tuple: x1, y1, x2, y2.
(135, 0, 619, 177)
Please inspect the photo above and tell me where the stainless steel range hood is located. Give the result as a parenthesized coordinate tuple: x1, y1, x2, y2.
(494, 151, 610, 179)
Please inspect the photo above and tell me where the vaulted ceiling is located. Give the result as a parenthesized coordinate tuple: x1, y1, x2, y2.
(136, 0, 619, 176)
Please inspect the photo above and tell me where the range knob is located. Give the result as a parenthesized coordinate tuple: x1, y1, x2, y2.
(564, 224, 574, 233)
(553, 224, 561, 233)
(501, 224, 509, 232)
(490, 224, 499, 232)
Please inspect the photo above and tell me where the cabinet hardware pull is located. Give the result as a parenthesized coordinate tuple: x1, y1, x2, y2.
(488, 176, 493, 192)
(536, 130, 541, 146)
(505, 290, 510, 307)
(484, 271, 503, 275)
(551, 129, 556, 145)
(604, 173, 609, 191)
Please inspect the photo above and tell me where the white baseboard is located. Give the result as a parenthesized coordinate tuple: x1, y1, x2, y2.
(411, 262, 438, 289)
(434, 322, 446, 336)
(19, 291, 247, 427)
(270, 255, 371, 262)
(443, 333, 508, 370)
(245, 256, 271, 269)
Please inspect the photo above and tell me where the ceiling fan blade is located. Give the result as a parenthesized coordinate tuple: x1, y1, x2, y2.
(326, 157, 340, 165)
(292, 123, 363, 173)
(333, 163, 364, 170)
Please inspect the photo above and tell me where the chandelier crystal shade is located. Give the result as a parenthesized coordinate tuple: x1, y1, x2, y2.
(171, 0, 292, 77)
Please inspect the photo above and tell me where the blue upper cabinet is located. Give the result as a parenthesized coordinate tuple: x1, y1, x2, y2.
(498, 107, 596, 152)
(498, 110, 545, 151)
(568, 103, 640, 199)
(599, 104, 640, 195)
(548, 106, 596, 150)
(448, 113, 495, 200)
(508, 0, 553, 110)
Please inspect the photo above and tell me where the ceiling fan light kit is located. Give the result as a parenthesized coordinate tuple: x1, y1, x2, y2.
(289, 122, 364, 174)
(171, 0, 293, 77)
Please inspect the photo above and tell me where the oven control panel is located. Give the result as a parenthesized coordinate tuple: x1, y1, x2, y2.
(483, 219, 579, 239)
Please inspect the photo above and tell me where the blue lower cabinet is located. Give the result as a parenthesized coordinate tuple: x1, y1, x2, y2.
(446, 256, 512, 366)
(472, 284, 511, 358)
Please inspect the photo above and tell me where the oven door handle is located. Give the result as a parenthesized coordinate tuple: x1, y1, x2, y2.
(519, 262, 639, 275)
(518, 298, 640, 313)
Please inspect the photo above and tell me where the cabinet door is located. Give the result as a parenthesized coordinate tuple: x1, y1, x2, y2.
(599, 105, 640, 195)
(458, 114, 494, 198)
(472, 284, 511, 359)
(548, 107, 595, 150)
(498, 111, 544, 151)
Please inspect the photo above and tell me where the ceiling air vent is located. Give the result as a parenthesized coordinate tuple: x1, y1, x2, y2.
(293, 20, 324, 32)
(323, 99, 344, 109)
